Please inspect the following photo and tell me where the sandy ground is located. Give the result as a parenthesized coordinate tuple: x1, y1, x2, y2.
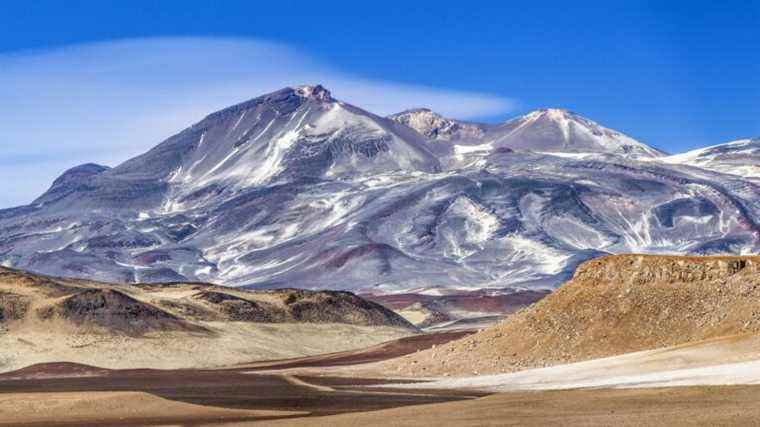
(0, 368, 475, 426)
(0, 323, 411, 373)
(234, 330, 472, 372)
(5, 374, 760, 426)
(0, 330, 476, 425)
(257, 386, 760, 427)
(388, 333, 760, 392)
(0, 391, 301, 426)
(7, 386, 760, 427)
(4, 331, 760, 426)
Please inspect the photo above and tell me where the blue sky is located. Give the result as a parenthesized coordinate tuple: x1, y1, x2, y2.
(0, 1, 758, 207)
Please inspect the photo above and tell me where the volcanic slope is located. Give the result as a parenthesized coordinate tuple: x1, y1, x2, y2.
(662, 137, 760, 179)
(390, 107, 666, 158)
(386, 255, 760, 376)
(1, 85, 759, 294)
(0, 267, 415, 373)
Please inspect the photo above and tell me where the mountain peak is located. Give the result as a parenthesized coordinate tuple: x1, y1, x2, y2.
(662, 137, 760, 178)
(388, 108, 486, 142)
(293, 84, 333, 102)
(47, 163, 110, 189)
(520, 108, 578, 123)
(393, 108, 434, 115)
(535, 108, 572, 116)
(110, 83, 440, 193)
(33, 163, 111, 206)
(491, 108, 665, 158)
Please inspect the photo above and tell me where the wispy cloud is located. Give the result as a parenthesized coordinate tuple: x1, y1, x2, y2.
(0, 37, 516, 208)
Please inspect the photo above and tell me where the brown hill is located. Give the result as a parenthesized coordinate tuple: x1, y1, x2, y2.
(387, 254, 760, 376)
(0, 267, 416, 372)
(0, 267, 415, 333)
(192, 290, 284, 322)
(36, 289, 205, 336)
(274, 288, 415, 328)
(187, 288, 415, 328)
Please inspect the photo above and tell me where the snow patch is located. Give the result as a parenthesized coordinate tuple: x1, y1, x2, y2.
(453, 143, 493, 155)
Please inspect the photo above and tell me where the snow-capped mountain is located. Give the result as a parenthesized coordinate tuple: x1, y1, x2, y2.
(0, 86, 758, 294)
(485, 109, 666, 158)
(389, 108, 666, 160)
(662, 138, 760, 179)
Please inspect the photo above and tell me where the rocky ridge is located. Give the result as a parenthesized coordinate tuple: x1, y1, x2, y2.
(387, 254, 760, 376)
(0, 266, 416, 336)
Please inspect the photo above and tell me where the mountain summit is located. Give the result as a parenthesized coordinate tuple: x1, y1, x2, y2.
(387, 109, 487, 142)
(32, 85, 441, 213)
(486, 109, 665, 158)
(114, 84, 440, 188)
(293, 84, 334, 102)
(389, 107, 666, 159)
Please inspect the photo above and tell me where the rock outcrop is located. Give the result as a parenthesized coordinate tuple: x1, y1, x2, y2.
(388, 255, 760, 376)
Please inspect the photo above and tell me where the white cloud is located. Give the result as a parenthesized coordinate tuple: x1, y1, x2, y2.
(0, 37, 516, 207)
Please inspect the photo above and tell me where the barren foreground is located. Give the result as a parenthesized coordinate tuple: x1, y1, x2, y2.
(0, 391, 302, 426)
(0, 333, 478, 427)
(5, 257, 760, 425)
(3, 362, 760, 426)
(3, 328, 760, 426)
(263, 386, 760, 427)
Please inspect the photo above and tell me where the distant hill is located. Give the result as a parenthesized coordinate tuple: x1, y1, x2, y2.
(0, 266, 415, 372)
